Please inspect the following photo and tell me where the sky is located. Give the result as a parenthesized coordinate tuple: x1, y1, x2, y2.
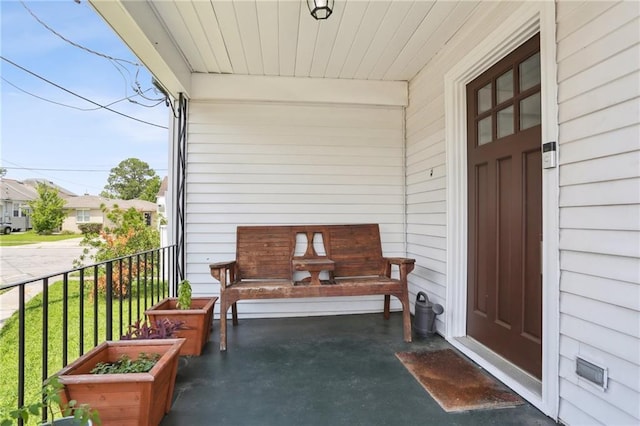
(0, 0, 169, 196)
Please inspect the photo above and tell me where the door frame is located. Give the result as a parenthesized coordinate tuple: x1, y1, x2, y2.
(443, 2, 559, 419)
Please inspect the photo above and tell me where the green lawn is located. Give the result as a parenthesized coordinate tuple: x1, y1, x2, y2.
(0, 279, 167, 423)
(0, 230, 80, 247)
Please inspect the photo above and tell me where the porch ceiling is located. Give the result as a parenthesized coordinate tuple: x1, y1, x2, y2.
(90, 0, 480, 96)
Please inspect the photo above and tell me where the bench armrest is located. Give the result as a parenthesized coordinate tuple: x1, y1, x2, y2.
(209, 261, 237, 289)
(383, 257, 416, 278)
(384, 257, 415, 265)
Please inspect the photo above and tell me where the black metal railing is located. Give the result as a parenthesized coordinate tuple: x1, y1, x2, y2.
(0, 245, 178, 424)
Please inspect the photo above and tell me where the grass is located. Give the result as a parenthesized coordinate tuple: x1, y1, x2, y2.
(0, 279, 168, 423)
(0, 230, 80, 247)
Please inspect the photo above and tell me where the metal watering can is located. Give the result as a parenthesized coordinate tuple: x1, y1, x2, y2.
(413, 291, 444, 337)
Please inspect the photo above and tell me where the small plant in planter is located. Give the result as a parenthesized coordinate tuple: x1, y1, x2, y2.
(1, 376, 101, 426)
(120, 318, 186, 340)
(145, 280, 218, 356)
(176, 279, 192, 309)
(90, 353, 160, 375)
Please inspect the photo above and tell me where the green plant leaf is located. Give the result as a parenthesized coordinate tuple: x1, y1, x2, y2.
(28, 403, 41, 415)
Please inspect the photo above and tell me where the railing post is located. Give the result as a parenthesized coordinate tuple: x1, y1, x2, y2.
(155, 249, 161, 300)
(93, 265, 99, 346)
(161, 247, 166, 298)
(17, 284, 25, 426)
(106, 261, 113, 341)
(128, 256, 133, 328)
(62, 273, 68, 367)
(136, 254, 141, 320)
(79, 269, 85, 356)
(151, 249, 157, 304)
(147, 251, 153, 305)
(41, 278, 49, 423)
(118, 259, 124, 339)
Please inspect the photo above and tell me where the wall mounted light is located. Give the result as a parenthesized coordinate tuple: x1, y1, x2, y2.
(307, 0, 333, 20)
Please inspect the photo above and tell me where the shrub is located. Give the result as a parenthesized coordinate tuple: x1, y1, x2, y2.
(75, 205, 160, 298)
(78, 223, 102, 235)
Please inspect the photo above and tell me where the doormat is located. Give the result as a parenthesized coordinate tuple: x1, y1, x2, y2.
(395, 349, 523, 412)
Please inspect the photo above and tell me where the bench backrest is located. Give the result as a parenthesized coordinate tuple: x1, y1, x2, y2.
(325, 224, 385, 277)
(236, 226, 294, 280)
(235, 224, 386, 280)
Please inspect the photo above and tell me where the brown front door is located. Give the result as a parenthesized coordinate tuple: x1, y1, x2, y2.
(466, 34, 542, 379)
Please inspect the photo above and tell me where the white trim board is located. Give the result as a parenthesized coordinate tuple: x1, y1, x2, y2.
(444, 2, 560, 419)
(190, 74, 408, 106)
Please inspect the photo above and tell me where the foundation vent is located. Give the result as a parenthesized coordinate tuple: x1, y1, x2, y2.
(576, 357, 608, 390)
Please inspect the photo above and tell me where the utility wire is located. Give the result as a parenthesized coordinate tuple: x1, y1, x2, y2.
(1, 160, 105, 191)
(20, 1, 166, 109)
(1, 77, 162, 111)
(1, 56, 168, 129)
(2, 166, 168, 172)
(20, 0, 140, 67)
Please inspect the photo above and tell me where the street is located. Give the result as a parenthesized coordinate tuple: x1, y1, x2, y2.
(0, 237, 86, 285)
(0, 237, 87, 328)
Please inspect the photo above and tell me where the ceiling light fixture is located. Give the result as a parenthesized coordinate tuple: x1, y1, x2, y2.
(307, 0, 333, 20)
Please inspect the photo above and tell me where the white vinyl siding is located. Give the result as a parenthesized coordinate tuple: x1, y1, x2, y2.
(405, 0, 524, 330)
(406, 0, 639, 423)
(556, 1, 640, 424)
(186, 100, 406, 317)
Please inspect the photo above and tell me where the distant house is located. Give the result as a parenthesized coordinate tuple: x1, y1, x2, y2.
(156, 176, 168, 218)
(0, 178, 38, 231)
(22, 178, 77, 198)
(62, 195, 158, 233)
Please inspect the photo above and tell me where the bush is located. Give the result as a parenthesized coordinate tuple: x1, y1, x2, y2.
(75, 205, 160, 298)
(78, 223, 102, 235)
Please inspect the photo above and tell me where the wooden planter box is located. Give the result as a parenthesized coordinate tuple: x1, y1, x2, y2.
(57, 339, 184, 426)
(145, 297, 217, 356)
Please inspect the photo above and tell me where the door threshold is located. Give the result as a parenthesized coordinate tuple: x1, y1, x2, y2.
(450, 336, 544, 411)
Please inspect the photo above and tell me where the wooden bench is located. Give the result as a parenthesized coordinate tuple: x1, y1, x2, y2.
(210, 224, 415, 351)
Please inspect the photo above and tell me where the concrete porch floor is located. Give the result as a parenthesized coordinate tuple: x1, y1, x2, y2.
(161, 312, 557, 426)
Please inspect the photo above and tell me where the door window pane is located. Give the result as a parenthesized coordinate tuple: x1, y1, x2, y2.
(478, 116, 492, 145)
(497, 106, 514, 138)
(520, 92, 541, 130)
(477, 83, 492, 113)
(496, 70, 513, 104)
(519, 52, 540, 92)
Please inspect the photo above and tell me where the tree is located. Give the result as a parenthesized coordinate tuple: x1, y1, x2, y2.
(101, 158, 160, 202)
(28, 183, 66, 234)
(140, 175, 162, 203)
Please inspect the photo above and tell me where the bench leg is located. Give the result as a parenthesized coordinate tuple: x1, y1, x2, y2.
(220, 304, 228, 351)
(401, 294, 412, 343)
(232, 302, 238, 326)
(383, 295, 391, 320)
